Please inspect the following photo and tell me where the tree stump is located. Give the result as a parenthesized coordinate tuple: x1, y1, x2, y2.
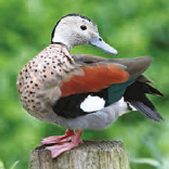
(29, 140, 130, 169)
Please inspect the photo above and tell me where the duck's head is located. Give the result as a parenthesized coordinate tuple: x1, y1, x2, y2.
(51, 13, 118, 55)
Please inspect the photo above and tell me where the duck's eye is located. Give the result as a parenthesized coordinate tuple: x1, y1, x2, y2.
(80, 25, 87, 30)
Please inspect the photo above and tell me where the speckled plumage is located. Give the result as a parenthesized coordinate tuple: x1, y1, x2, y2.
(17, 43, 82, 121)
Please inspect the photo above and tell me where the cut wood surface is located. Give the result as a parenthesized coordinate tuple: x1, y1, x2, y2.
(29, 140, 130, 169)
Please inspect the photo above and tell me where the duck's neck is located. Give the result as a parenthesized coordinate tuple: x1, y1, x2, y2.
(51, 24, 78, 52)
(52, 34, 73, 51)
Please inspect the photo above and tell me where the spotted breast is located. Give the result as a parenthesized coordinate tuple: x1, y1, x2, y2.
(17, 44, 82, 120)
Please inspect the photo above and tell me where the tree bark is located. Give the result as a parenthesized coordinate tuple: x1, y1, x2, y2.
(29, 140, 130, 169)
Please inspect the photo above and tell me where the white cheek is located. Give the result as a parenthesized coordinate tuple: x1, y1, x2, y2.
(80, 95, 106, 112)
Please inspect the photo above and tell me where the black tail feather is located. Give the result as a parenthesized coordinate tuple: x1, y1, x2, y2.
(129, 101, 163, 122)
(142, 83, 164, 97)
(124, 81, 164, 122)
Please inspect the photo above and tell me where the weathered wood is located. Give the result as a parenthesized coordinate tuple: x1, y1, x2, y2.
(29, 140, 130, 169)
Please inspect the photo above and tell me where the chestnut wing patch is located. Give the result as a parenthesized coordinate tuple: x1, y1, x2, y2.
(60, 64, 129, 97)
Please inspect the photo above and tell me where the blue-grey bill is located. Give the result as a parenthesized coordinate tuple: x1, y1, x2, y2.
(89, 36, 118, 55)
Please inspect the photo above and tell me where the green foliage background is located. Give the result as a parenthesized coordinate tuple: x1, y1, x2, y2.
(0, 0, 169, 168)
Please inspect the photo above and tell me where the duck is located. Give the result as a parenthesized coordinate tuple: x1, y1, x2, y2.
(16, 13, 163, 158)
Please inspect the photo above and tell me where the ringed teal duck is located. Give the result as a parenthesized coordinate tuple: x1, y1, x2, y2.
(17, 13, 163, 158)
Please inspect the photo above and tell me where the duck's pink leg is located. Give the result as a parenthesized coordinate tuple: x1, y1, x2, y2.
(45, 129, 83, 158)
(41, 129, 75, 145)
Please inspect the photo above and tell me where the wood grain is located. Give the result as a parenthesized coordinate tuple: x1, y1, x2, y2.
(29, 140, 130, 169)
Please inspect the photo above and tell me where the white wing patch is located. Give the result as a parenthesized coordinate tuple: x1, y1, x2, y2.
(80, 95, 105, 112)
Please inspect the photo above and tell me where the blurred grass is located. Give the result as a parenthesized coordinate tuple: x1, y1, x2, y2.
(0, 0, 169, 168)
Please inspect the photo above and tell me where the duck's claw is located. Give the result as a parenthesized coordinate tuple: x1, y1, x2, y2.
(43, 129, 83, 158)
(41, 129, 75, 145)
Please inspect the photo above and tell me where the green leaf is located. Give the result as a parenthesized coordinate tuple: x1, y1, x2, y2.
(0, 160, 5, 169)
(9, 161, 19, 169)
(131, 158, 160, 167)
